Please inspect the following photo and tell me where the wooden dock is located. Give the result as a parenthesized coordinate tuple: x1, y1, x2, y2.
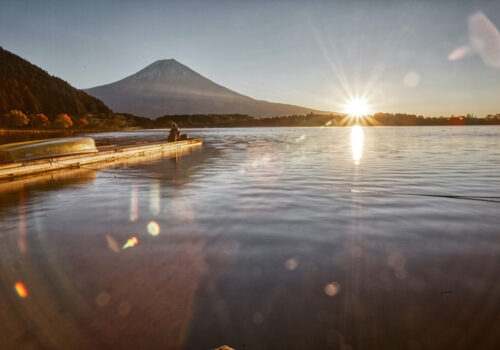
(0, 138, 202, 181)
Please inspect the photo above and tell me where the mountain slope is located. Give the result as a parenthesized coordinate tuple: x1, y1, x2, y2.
(84, 59, 330, 118)
(0, 47, 112, 116)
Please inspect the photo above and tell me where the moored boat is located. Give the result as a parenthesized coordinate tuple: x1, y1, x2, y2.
(0, 137, 98, 164)
(0, 137, 202, 181)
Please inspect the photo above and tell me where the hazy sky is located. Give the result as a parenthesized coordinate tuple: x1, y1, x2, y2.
(1, 0, 500, 116)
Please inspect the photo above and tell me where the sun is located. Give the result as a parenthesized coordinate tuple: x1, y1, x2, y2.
(344, 98, 371, 118)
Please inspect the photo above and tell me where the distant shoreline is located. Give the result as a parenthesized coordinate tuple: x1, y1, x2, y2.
(2, 123, 500, 135)
(0, 127, 142, 134)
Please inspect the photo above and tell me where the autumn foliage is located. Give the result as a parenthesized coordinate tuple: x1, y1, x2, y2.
(6, 110, 30, 127)
(54, 113, 73, 128)
(30, 113, 51, 128)
(76, 118, 89, 128)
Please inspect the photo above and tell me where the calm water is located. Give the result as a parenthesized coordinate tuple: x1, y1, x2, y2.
(1, 126, 500, 350)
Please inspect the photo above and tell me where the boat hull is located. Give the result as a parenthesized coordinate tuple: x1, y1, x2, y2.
(0, 137, 98, 164)
(0, 138, 202, 181)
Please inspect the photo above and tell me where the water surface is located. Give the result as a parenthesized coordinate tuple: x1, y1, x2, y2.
(1, 126, 499, 350)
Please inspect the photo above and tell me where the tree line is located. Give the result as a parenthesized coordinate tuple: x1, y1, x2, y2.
(0, 109, 148, 130)
(144, 112, 500, 128)
(3, 110, 500, 130)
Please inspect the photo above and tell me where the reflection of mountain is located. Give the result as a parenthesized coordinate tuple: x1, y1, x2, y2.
(85, 59, 330, 118)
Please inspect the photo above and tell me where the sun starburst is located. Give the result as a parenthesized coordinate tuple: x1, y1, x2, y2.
(344, 97, 371, 117)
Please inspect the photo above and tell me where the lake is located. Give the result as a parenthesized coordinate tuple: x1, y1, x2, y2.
(1, 126, 499, 350)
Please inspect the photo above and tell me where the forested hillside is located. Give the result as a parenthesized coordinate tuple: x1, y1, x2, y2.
(0, 47, 112, 118)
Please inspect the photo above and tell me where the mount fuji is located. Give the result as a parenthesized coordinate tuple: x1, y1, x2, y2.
(84, 59, 330, 118)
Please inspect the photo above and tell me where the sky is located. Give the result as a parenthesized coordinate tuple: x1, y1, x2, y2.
(1, 0, 500, 116)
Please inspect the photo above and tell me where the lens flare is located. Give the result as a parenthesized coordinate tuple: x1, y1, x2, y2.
(106, 234, 120, 253)
(14, 282, 28, 298)
(149, 180, 161, 216)
(147, 221, 160, 236)
(130, 184, 139, 222)
(324, 282, 341, 297)
(18, 192, 27, 254)
(172, 196, 195, 222)
(245, 141, 284, 184)
(469, 12, 500, 68)
(122, 236, 139, 249)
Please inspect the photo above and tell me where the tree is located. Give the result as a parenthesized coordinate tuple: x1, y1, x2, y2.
(7, 110, 29, 127)
(54, 113, 73, 128)
(30, 113, 51, 128)
(76, 118, 89, 128)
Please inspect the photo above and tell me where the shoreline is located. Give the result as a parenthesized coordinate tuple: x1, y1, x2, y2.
(1, 123, 499, 135)
(0, 127, 143, 134)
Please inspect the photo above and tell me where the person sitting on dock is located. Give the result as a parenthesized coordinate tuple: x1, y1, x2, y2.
(168, 122, 180, 142)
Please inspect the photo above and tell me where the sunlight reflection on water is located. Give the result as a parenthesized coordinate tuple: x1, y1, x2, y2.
(350, 125, 364, 165)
